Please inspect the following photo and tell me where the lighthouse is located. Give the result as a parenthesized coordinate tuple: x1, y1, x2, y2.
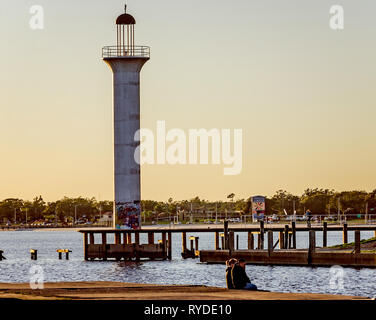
(103, 5, 150, 229)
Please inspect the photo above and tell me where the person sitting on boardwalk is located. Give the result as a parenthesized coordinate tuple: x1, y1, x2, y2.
(231, 258, 257, 290)
(225, 258, 237, 289)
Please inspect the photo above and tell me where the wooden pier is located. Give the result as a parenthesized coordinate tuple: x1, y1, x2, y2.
(79, 222, 376, 267)
(79, 229, 172, 261)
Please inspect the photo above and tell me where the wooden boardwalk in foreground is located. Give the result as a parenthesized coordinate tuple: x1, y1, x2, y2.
(0, 282, 369, 300)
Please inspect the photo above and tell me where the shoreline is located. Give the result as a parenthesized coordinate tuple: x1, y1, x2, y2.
(1, 222, 374, 232)
(0, 281, 370, 300)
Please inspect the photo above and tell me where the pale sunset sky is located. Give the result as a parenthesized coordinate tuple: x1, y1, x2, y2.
(0, 0, 375, 202)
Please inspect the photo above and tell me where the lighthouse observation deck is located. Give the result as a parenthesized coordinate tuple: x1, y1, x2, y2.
(102, 46, 150, 58)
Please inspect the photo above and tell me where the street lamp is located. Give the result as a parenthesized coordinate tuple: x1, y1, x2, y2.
(74, 205, 79, 224)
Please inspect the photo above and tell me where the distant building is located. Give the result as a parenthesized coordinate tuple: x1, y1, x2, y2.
(98, 212, 113, 226)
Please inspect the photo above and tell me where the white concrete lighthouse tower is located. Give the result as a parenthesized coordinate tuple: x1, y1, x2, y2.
(103, 5, 150, 229)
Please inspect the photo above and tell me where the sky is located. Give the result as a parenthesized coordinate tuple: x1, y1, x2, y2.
(0, 0, 376, 202)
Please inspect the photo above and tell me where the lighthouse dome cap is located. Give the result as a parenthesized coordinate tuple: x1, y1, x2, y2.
(116, 5, 136, 25)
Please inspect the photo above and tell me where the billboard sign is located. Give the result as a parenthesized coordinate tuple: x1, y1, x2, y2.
(251, 196, 265, 221)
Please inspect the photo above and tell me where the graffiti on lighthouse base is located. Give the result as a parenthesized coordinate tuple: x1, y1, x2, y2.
(115, 201, 141, 229)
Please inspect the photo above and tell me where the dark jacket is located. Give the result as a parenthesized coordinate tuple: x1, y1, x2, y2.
(226, 267, 234, 289)
(231, 264, 251, 289)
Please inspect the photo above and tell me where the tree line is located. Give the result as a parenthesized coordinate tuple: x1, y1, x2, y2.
(1, 188, 376, 223)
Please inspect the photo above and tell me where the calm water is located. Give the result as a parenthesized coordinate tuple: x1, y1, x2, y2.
(0, 229, 375, 298)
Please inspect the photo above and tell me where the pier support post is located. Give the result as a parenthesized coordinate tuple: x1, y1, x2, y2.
(323, 222, 327, 247)
(167, 232, 172, 260)
(127, 233, 132, 244)
(83, 233, 88, 261)
(89, 233, 95, 245)
(115, 233, 121, 245)
(236, 235, 239, 250)
(279, 231, 285, 249)
(248, 232, 254, 250)
(162, 232, 167, 259)
(224, 221, 229, 249)
(182, 232, 187, 254)
(308, 230, 316, 265)
(343, 223, 348, 244)
(228, 231, 234, 252)
(195, 237, 199, 254)
(102, 233, 107, 261)
(292, 221, 296, 249)
(268, 231, 273, 257)
(215, 232, 219, 250)
(148, 232, 154, 244)
(355, 230, 361, 254)
(259, 221, 264, 249)
(284, 225, 289, 249)
(190, 236, 194, 252)
(122, 232, 127, 244)
(135, 233, 140, 261)
(220, 233, 225, 250)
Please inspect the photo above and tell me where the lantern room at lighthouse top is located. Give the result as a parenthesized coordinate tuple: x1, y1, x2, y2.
(102, 5, 150, 58)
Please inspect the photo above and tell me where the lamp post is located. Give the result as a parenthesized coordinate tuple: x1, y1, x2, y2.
(74, 205, 78, 225)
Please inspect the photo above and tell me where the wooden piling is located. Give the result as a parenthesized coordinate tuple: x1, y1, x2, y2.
(220, 233, 225, 249)
(228, 231, 234, 252)
(182, 232, 187, 253)
(236, 234, 239, 250)
(343, 223, 348, 244)
(83, 232, 88, 261)
(89, 233, 94, 245)
(167, 232, 172, 260)
(291, 221, 296, 249)
(115, 233, 121, 245)
(122, 232, 127, 244)
(148, 232, 154, 244)
(288, 232, 292, 249)
(257, 233, 261, 250)
(215, 232, 219, 250)
(248, 232, 254, 250)
(268, 231, 273, 256)
(190, 236, 194, 251)
(355, 230, 361, 254)
(308, 230, 316, 265)
(224, 221, 229, 249)
(127, 233, 132, 244)
(102, 233, 107, 261)
(30, 249, 38, 260)
(259, 221, 264, 249)
(279, 231, 284, 249)
(284, 225, 289, 249)
(195, 237, 199, 252)
(162, 232, 167, 259)
(135, 232, 140, 261)
(323, 222, 327, 247)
